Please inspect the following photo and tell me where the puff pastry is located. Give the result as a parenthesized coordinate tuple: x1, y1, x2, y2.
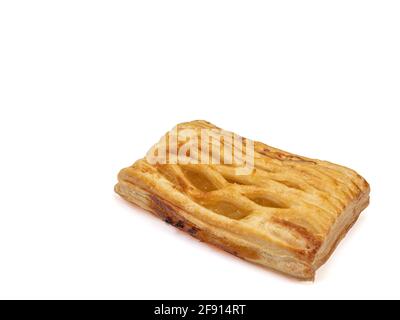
(115, 120, 370, 280)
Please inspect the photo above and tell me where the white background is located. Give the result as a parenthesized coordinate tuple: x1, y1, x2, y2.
(0, 1, 399, 300)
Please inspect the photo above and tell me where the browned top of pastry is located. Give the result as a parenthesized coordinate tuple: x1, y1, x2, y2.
(118, 120, 370, 263)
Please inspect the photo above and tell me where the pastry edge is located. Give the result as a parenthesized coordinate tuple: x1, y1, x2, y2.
(115, 178, 369, 280)
(313, 185, 370, 269)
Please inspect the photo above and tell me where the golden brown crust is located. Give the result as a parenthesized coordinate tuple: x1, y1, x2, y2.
(114, 120, 370, 280)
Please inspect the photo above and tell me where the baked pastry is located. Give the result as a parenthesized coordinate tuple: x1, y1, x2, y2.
(115, 120, 370, 280)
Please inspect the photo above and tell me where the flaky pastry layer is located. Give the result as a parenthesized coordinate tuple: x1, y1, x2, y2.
(115, 120, 370, 280)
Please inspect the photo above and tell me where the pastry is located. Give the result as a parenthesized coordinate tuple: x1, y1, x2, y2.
(115, 120, 370, 280)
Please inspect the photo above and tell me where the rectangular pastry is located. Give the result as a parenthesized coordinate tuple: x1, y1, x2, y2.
(115, 120, 370, 280)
